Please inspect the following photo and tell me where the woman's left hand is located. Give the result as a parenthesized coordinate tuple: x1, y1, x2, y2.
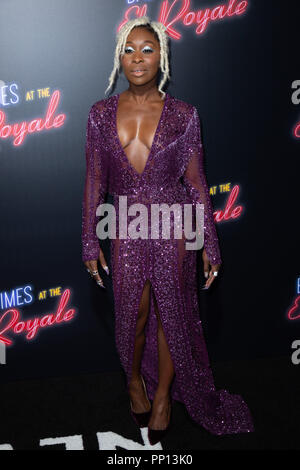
(201, 249, 221, 290)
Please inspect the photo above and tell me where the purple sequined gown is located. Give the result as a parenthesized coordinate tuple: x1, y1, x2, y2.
(82, 92, 254, 435)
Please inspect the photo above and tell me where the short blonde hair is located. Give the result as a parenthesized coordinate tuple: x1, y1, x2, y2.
(105, 16, 170, 100)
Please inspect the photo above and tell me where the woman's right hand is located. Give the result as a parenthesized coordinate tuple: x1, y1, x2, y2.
(84, 247, 110, 289)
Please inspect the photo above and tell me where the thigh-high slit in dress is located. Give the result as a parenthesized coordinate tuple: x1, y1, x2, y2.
(81, 92, 254, 435)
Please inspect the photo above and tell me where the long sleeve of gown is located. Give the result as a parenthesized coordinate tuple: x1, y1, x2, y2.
(81, 104, 108, 262)
(181, 106, 222, 266)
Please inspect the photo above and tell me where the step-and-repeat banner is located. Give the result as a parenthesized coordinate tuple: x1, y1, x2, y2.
(0, 0, 299, 382)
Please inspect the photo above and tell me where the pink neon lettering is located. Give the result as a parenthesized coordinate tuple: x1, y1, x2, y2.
(214, 185, 243, 222)
(0, 289, 75, 345)
(119, 0, 249, 40)
(0, 90, 66, 146)
(287, 296, 300, 320)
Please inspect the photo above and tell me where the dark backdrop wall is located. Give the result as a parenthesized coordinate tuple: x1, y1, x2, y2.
(0, 0, 299, 383)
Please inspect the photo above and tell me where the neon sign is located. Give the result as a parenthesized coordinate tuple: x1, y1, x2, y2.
(119, 0, 249, 39)
(0, 83, 19, 106)
(213, 184, 243, 222)
(0, 89, 66, 146)
(0, 285, 33, 310)
(288, 296, 300, 321)
(287, 278, 300, 320)
(0, 288, 75, 345)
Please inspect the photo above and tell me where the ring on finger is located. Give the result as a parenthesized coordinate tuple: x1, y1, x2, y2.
(91, 270, 99, 276)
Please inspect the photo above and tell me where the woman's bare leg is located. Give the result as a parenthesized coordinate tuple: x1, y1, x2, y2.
(128, 279, 152, 413)
(128, 280, 175, 427)
(148, 291, 174, 429)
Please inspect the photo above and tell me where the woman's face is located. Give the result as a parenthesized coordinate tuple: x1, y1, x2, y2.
(120, 27, 161, 86)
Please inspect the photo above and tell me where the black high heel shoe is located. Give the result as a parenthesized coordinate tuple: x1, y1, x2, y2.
(129, 375, 152, 428)
(148, 397, 172, 446)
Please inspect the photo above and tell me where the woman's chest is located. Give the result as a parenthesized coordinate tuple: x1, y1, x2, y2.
(92, 94, 193, 190)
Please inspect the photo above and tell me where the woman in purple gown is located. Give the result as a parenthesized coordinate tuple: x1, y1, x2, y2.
(81, 17, 254, 444)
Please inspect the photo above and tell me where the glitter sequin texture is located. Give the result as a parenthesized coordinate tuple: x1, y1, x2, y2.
(81, 93, 254, 435)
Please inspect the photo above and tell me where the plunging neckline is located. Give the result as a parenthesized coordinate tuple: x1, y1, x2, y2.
(114, 92, 169, 178)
